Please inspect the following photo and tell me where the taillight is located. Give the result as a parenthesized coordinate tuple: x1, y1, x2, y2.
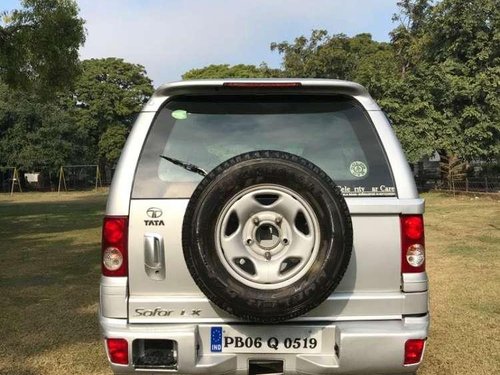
(401, 215, 425, 273)
(106, 338, 129, 365)
(404, 338, 426, 365)
(102, 216, 128, 277)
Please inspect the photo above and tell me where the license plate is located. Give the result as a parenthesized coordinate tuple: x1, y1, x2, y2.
(210, 326, 322, 353)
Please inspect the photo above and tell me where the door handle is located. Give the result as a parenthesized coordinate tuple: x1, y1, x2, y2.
(144, 233, 166, 280)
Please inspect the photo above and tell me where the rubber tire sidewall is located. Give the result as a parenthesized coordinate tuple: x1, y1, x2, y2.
(182, 151, 353, 323)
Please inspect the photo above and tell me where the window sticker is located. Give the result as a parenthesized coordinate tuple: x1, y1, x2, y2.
(340, 185, 396, 196)
(172, 109, 188, 120)
(349, 161, 368, 178)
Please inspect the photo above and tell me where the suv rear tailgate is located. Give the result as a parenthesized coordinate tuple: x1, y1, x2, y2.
(126, 197, 425, 323)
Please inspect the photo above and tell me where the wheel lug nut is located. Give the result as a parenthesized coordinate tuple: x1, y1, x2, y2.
(282, 238, 289, 245)
(265, 251, 271, 260)
(246, 238, 253, 245)
(253, 217, 260, 225)
(275, 216, 282, 224)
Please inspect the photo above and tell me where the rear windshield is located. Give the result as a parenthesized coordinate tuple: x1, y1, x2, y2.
(132, 95, 395, 198)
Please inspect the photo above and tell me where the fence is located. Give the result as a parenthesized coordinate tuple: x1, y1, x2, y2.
(434, 177, 500, 194)
(0, 167, 23, 193)
(0, 165, 111, 194)
(57, 165, 102, 193)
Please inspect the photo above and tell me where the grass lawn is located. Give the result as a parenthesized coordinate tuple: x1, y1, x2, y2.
(0, 191, 498, 374)
(0, 191, 110, 375)
(418, 193, 500, 375)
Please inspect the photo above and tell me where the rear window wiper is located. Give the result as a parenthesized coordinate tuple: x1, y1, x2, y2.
(160, 155, 208, 177)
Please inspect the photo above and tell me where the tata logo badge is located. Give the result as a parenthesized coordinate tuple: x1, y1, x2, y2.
(145, 207, 164, 226)
(146, 207, 162, 218)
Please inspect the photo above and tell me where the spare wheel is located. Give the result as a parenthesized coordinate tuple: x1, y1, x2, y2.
(182, 150, 353, 323)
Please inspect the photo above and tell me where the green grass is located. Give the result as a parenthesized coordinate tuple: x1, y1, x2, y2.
(418, 193, 500, 375)
(0, 191, 498, 374)
(0, 191, 110, 375)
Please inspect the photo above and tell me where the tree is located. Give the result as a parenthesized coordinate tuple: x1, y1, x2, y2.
(0, 0, 86, 95)
(69, 58, 154, 168)
(270, 31, 397, 81)
(389, 0, 499, 162)
(425, 0, 499, 161)
(0, 83, 85, 171)
(98, 124, 127, 167)
(390, 0, 432, 76)
(182, 63, 281, 79)
(267, 28, 443, 163)
(270, 31, 399, 98)
(182, 1, 499, 165)
(270, 3, 499, 163)
(377, 68, 447, 162)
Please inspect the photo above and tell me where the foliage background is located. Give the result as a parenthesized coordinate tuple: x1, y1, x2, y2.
(0, 0, 498, 185)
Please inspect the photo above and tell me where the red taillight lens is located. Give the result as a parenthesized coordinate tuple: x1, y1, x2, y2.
(401, 214, 425, 273)
(103, 219, 125, 243)
(404, 338, 426, 365)
(102, 216, 128, 277)
(106, 338, 129, 365)
(402, 216, 424, 240)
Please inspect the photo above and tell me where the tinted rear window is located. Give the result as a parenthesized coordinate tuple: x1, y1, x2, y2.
(132, 95, 395, 198)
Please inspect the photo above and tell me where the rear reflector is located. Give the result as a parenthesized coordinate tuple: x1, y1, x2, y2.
(223, 82, 301, 88)
(401, 215, 425, 273)
(106, 338, 129, 365)
(102, 216, 128, 277)
(103, 247, 124, 271)
(404, 338, 426, 365)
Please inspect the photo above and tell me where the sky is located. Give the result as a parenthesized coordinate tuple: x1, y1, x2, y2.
(2, 0, 400, 88)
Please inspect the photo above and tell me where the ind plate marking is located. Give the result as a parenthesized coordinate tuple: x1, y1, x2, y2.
(211, 326, 223, 352)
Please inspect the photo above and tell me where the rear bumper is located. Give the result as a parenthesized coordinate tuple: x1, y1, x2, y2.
(100, 314, 429, 374)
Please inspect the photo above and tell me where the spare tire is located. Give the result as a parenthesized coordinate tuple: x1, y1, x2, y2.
(182, 151, 352, 322)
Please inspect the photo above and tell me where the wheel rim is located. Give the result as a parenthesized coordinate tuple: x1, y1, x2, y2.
(215, 184, 321, 290)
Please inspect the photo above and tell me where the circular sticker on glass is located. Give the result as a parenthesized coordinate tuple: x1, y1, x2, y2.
(349, 161, 368, 177)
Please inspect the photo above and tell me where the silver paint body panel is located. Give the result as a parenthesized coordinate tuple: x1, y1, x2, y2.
(100, 314, 428, 374)
(99, 79, 429, 374)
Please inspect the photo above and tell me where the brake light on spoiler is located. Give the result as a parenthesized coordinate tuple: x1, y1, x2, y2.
(223, 82, 302, 88)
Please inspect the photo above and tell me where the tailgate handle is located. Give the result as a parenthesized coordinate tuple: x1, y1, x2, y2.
(144, 233, 166, 281)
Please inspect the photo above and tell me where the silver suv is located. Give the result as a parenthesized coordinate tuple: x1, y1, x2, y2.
(99, 79, 429, 374)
